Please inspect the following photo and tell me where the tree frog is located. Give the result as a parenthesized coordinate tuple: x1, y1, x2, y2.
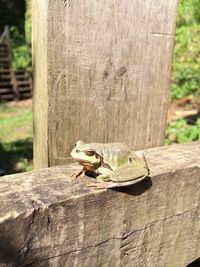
(71, 141, 150, 187)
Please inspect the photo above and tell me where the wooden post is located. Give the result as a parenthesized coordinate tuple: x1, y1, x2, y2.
(32, 0, 178, 169)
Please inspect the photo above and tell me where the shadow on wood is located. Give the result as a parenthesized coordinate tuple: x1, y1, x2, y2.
(186, 258, 200, 267)
(112, 176, 152, 196)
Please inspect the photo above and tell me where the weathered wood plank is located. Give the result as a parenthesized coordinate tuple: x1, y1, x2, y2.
(32, 0, 178, 168)
(32, 0, 49, 169)
(0, 142, 200, 266)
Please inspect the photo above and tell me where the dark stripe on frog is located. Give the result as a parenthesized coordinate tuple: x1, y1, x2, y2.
(101, 161, 113, 171)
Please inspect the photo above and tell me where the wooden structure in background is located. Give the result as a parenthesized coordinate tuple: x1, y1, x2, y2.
(33, 0, 179, 169)
(0, 26, 32, 101)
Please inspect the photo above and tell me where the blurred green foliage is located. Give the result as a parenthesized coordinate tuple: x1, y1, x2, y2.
(0, 0, 31, 69)
(10, 25, 31, 70)
(176, 0, 200, 26)
(10, 0, 31, 70)
(166, 0, 200, 145)
(25, 0, 31, 44)
(165, 118, 200, 145)
(171, 0, 200, 100)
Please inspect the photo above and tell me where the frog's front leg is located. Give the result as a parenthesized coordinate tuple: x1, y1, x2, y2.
(69, 166, 88, 181)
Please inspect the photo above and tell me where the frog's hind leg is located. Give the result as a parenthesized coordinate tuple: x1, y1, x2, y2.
(128, 151, 150, 176)
(86, 174, 111, 189)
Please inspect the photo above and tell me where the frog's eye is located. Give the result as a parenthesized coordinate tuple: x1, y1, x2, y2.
(75, 140, 84, 147)
(84, 149, 95, 156)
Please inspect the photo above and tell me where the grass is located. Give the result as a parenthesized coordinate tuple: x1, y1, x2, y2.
(0, 101, 33, 175)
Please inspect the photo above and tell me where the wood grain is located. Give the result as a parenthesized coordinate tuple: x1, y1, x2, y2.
(32, 0, 178, 168)
(0, 142, 200, 266)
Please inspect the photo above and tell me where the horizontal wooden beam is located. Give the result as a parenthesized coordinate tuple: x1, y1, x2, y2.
(0, 142, 200, 266)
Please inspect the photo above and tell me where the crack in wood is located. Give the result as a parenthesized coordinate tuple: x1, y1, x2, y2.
(15, 201, 39, 266)
(122, 203, 200, 241)
(24, 237, 122, 266)
(21, 204, 200, 266)
(149, 32, 174, 37)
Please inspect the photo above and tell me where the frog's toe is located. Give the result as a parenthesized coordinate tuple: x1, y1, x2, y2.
(96, 175, 111, 183)
(86, 181, 110, 189)
(68, 172, 81, 182)
(86, 182, 100, 188)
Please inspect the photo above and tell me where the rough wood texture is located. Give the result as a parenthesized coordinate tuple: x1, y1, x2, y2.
(32, 0, 178, 168)
(0, 142, 200, 267)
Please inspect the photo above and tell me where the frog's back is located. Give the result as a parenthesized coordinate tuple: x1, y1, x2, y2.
(90, 142, 130, 168)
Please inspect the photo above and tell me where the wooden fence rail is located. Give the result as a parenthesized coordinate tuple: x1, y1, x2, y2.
(0, 142, 200, 266)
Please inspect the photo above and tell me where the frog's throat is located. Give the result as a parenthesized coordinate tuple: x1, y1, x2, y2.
(78, 160, 100, 171)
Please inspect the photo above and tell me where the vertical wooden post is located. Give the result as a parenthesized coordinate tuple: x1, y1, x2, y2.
(32, 0, 178, 169)
(32, 0, 49, 168)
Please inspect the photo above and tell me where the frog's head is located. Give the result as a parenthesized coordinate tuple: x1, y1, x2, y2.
(71, 141, 101, 170)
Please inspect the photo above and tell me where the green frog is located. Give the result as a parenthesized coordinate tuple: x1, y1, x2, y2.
(71, 141, 149, 186)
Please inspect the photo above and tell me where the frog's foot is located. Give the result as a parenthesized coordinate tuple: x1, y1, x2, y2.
(68, 167, 86, 182)
(69, 170, 82, 179)
(86, 175, 112, 189)
(86, 181, 112, 189)
(68, 172, 77, 182)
